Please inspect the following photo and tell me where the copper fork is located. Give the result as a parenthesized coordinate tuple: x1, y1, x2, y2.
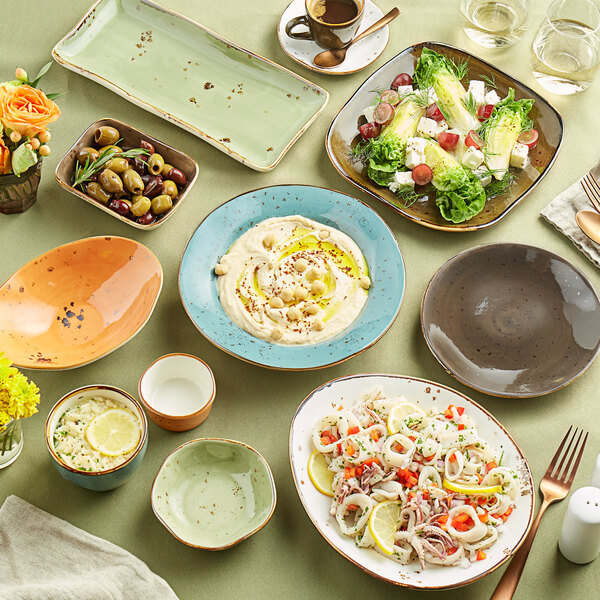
(490, 426, 588, 600)
(581, 172, 600, 213)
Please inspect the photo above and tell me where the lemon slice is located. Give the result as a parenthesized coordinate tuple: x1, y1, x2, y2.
(85, 409, 141, 457)
(442, 478, 502, 495)
(368, 500, 402, 555)
(387, 402, 427, 434)
(307, 449, 335, 497)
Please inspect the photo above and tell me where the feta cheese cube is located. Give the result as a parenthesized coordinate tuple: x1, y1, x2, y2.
(435, 120, 448, 138)
(474, 167, 492, 187)
(461, 147, 484, 170)
(405, 150, 425, 169)
(406, 136, 427, 153)
(510, 142, 529, 169)
(389, 170, 415, 192)
(417, 117, 438, 138)
(467, 80, 485, 105)
(362, 105, 376, 123)
(396, 85, 413, 97)
(484, 89, 501, 105)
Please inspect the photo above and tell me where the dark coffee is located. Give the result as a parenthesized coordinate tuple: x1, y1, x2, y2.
(312, 0, 359, 25)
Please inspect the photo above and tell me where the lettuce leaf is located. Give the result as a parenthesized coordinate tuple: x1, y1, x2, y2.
(435, 171, 486, 223)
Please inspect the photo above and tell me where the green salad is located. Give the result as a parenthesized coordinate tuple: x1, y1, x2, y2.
(352, 48, 537, 224)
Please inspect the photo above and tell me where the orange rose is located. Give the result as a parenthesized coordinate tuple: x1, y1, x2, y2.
(0, 138, 11, 175)
(0, 84, 60, 138)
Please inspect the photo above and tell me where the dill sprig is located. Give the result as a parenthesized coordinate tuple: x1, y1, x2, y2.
(483, 170, 517, 198)
(394, 185, 426, 208)
(481, 73, 497, 89)
(72, 142, 148, 190)
(462, 91, 478, 116)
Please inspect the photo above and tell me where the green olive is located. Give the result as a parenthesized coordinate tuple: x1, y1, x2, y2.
(98, 145, 123, 156)
(122, 169, 144, 195)
(131, 195, 152, 217)
(99, 168, 123, 194)
(162, 180, 178, 199)
(94, 126, 120, 146)
(86, 182, 111, 205)
(148, 153, 165, 175)
(160, 163, 174, 178)
(76, 147, 99, 165)
(106, 157, 129, 174)
(151, 194, 173, 215)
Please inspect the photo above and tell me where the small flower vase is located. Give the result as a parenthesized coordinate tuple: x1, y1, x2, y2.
(0, 419, 24, 469)
(0, 159, 42, 214)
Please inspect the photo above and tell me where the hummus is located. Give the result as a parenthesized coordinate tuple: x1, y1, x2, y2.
(215, 216, 370, 345)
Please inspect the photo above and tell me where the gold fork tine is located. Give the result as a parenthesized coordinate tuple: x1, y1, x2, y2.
(544, 425, 572, 478)
(565, 432, 588, 487)
(588, 172, 600, 196)
(555, 428, 584, 481)
(582, 175, 600, 212)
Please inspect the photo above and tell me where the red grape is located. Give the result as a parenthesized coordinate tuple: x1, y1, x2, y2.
(359, 122, 381, 140)
(438, 132, 460, 151)
(426, 103, 444, 122)
(391, 73, 413, 90)
(477, 104, 494, 121)
(373, 102, 394, 125)
(412, 164, 433, 186)
(517, 129, 539, 149)
(465, 130, 484, 149)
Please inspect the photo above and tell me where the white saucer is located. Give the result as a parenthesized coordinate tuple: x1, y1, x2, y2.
(277, 0, 390, 76)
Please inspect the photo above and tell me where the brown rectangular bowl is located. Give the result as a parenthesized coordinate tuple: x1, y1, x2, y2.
(326, 41, 564, 232)
(55, 118, 199, 230)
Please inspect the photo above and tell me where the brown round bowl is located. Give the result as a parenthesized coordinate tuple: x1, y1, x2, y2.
(421, 244, 600, 398)
(138, 353, 215, 431)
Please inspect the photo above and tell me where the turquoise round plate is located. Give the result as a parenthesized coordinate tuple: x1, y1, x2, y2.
(179, 185, 405, 370)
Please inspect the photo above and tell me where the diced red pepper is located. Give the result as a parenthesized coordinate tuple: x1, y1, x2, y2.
(422, 490, 430, 500)
(320, 434, 332, 445)
(336, 443, 342, 454)
(457, 424, 465, 431)
(371, 431, 380, 442)
(477, 496, 487, 505)
(447, 546, 458, 555)
(448, 453, 457, 463)
(344, 466, 355, 480)
(486, 461, 498, 472)
(476, 550, 487, 561)
(347, 426, 360, 435)
(347, 504, 358, 511)
(394, 443, 404, 453)
(362, 457, 380, 467)
(409, 436, 416, 442)
(478, 511, 489, 523)
(444, 405, 454, 419)
(346, 443, 356, 457)
(355, 466, 363, 478)
(456, 406, 465, 416)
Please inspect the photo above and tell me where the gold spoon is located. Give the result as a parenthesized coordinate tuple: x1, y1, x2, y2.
(576, 210, 600, 244)
(313, 8, 400, 68)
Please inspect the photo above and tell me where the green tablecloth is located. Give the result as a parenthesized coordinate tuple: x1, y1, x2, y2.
(2, 1, 599, 598)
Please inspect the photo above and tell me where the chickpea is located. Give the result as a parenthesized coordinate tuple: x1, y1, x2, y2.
(305, 302, 319, 315)
(294, 258, 308, 272)
(269, 297, 284, 309)
(270, 326, 284, 341)
(214, 263, 227, 275)
(263, 232, 277, 249)
(306, 266, 322, 281)
(311, 280, 326, 295)
(318, 230, 330, 240)
(287, 306, 301, 321)
(359, 276, 371, 290)
(294, 286, 308, 301)
(314, 319, 326, 331)
(279, 288, 294, 303)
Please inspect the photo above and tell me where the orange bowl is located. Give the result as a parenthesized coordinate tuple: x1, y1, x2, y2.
(0, 236, 162, 370)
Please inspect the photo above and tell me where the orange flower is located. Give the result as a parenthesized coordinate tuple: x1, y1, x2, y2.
(0, 84, 60, 138)
(0, 138, 11, 175)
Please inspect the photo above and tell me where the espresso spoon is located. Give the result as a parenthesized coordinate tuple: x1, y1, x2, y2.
(313, 7, 400, 68)
(576, 210, 600, 245)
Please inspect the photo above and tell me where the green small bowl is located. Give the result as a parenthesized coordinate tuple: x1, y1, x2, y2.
(151, 438, 276, 550)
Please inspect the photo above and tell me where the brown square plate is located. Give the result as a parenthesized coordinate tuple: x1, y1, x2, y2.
(55, 118, 199, 230)
(326, 41, 564, 232)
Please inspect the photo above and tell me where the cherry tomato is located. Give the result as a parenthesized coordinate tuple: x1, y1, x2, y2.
(373, 102, 394, 125)
(359, 122, 381, 140)
(465, 130, 485, 150)
(412, 164, 433, 186)
(517, 128, 539, 149)
(426, 103, 444, 122)
(477, 104, 495, 121)
(391, 73, 413, 90)
(438, 132, 460, 151)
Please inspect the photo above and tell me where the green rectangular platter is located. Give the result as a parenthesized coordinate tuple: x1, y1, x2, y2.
(53, 0, 329, 171)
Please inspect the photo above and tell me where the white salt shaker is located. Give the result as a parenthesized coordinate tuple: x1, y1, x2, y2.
(591, 454, 600, 488)
(558, 486, 600, 564)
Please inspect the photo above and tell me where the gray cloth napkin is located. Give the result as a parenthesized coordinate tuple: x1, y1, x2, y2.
(540, 160, 600, 269)
(0, 495, 179, 600)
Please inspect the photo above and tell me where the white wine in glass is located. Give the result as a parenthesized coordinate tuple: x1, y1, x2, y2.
(460, 0, 529, 48)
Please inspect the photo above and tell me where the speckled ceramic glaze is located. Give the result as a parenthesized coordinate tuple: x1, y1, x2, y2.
(152, 438, 276, 549)
(289, 374, 534, 589)
(421, 244, 600, 397)
(178, 185, 405, 370)
(55, 118, 199, 230)
(277, 0, 390, 76)
(45, 385, 148, 492)
(0, 236, 162, 370)
(53, 0, 328, 171)
(326, 41, 564, 231)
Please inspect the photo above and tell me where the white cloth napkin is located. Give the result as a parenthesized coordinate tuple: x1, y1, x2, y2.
(0, 495, 179, 600)
(540, 161, 600, 269)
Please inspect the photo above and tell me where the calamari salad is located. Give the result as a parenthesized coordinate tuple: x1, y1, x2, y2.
(351, 48, 537, 224)
(309, 387, 520, 568)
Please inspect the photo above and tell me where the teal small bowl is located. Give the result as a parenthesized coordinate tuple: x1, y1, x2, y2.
(152, 438, 276, 550)
(45, 385, 148, 492)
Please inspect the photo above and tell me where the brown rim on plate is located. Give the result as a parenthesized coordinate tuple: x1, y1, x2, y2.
(177, 183, 405, 371)
(53, 0, 329, 172)
(289, 373, 536, 589)
(420, 243, 600, 398)
(325, 40, 564, 231)
(151, 438, 277, 550)
(45, 385, 148, 476)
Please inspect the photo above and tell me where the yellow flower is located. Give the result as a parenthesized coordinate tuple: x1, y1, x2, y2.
(0, 353, 40, 427)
